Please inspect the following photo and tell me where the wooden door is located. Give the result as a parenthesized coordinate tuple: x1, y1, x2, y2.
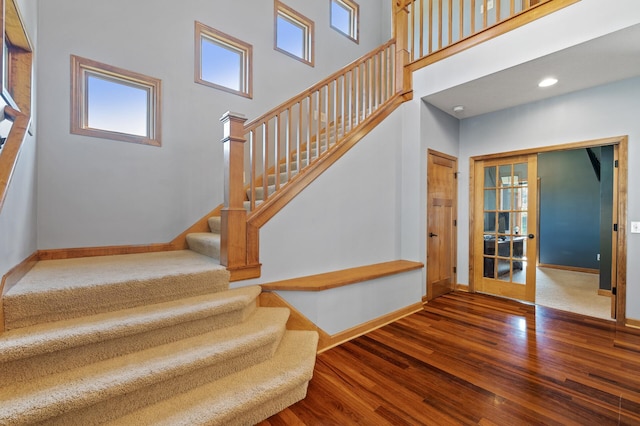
(426, 150, 457, 300)
(474, 155, 538, 302)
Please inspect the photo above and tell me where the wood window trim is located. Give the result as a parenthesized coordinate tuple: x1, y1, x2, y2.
(274, 1, 315, 67)
(1, 0, 32, 116)
(70, 55, 162, 147)
(330, 0, 359, 44)
(194, 21, 253, 99)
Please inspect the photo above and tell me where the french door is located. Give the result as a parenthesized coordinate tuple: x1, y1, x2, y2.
(474, 155, 538, 302)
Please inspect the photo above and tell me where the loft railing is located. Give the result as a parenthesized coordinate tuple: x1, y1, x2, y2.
(242, 39, 397, 213)
(405, 0, 574, 64)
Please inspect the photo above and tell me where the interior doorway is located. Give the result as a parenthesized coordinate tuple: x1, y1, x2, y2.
(426, 150, 458, 301)
(469, 136, 627, 324)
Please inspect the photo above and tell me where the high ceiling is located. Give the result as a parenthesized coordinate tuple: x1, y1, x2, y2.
(423, 23, 640, 119)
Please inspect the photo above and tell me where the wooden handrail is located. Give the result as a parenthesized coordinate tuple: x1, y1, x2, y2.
(244, 40, 397, 131)
(0, 106, 30, 215)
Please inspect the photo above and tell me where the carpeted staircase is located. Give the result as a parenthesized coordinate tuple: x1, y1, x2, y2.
(0, 250, 318, 425)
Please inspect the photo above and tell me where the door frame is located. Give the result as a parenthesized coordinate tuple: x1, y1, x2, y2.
(468, 136, 628, 325)
(426, 149, 458, 301)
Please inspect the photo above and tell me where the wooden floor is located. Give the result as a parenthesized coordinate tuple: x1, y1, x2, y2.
(260, 292, 640, 426)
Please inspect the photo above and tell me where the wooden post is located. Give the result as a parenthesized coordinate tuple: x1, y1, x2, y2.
(220, 111, 248, 269)
(395, 0, 411, 94)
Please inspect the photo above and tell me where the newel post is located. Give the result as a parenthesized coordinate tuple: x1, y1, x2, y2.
(220, 111, 248, 269)
(395, 0, 411, 94)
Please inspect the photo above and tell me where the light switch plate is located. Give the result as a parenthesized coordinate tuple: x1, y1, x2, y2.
(631, 221, 640, 234)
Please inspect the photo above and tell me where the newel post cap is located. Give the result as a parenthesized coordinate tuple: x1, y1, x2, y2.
(219, 111, 247, 122)
(220, 111, 247, 144)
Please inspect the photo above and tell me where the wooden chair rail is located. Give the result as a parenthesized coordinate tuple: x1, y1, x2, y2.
(261, 260, 424, 292)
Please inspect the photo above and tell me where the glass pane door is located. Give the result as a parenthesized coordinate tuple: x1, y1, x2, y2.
(475, 155, 538, 302)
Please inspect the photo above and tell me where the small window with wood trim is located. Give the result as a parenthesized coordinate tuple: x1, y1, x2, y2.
(330, 0, 359, 43)
(275, 1, 315, 66)
(195, 22, 252, 98)
(71, 55, 162, 147)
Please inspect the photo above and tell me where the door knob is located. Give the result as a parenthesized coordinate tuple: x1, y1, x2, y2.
(528, 234, 535, 239)
(429, 232, 438, 238)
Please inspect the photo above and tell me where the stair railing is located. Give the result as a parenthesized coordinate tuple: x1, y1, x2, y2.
(241, 39, 398, 213)
(220, 2, 412, 275)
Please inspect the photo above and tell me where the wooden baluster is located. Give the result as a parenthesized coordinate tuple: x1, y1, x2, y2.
(325, 83, 330, 149)
(395, 0, 410, 94)
(274, 114, 280, 190)
(305, 93, 318, 162)
(449, 0, 453, 44)
(471, 0, 476, 34)
(220, 111, 248, 269)
(286, 107, 292, 180)
(460, 0, 464, 41)
(298, 101, 304, 165)
(262, 121, 269, 201)
(483, 0, 488, 29)
(250, 129, 256, 211)
(316, 89, 322, 157)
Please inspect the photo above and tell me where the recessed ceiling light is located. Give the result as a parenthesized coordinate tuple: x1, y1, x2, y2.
(453, 105, 464, 113)
(538, 77, 558, 88)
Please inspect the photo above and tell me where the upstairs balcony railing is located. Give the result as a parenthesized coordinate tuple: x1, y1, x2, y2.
(404, 0, 578, 64)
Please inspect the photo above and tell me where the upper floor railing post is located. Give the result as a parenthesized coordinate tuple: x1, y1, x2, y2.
(220, 111, 248, 269)
(394, 0, 411, 94)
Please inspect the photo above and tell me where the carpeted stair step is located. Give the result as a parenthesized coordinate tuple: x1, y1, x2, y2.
(0, 286, 262, 385)
(0, 307, 291, 425)
(104, 330, 319, 426)
(248, 184, 277, 201)
(279, 159, 308, 173)
(267, 170, 298, 186)
(186, 232, 221, 259)
(208, 216, 221, 233)
(2, 251, 229, 330)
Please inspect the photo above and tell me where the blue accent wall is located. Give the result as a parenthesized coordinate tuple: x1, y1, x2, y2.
(538, 149, 601, 269)
(599, 145, 614, 291)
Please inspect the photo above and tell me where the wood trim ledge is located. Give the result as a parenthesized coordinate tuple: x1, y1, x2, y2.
(261, 260, 424, 291)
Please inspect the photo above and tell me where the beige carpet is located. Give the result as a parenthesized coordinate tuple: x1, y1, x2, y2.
(0, 250, 318, 424)
(535, 266, 611, 320)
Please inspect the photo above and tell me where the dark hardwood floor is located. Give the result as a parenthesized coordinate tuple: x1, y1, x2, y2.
(260, 292, 640, 425)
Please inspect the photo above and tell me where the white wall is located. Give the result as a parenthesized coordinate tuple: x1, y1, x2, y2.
(0, 0, 38, 279)
(236, 108, 425, 334)
(398, 100, 459, 297)
(455, 77, 640, 319)
(35, 0, 390, 249)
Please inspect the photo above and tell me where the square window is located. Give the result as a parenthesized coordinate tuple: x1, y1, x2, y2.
(275, 1, 314, 66)
(71, 55, 162, 146)
(330, 0, 359, 43)
(195, 22, 252, 98)
(86, 73, 149, 137)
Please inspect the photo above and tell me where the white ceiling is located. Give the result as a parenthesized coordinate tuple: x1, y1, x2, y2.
(423, 23, 640, 119)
